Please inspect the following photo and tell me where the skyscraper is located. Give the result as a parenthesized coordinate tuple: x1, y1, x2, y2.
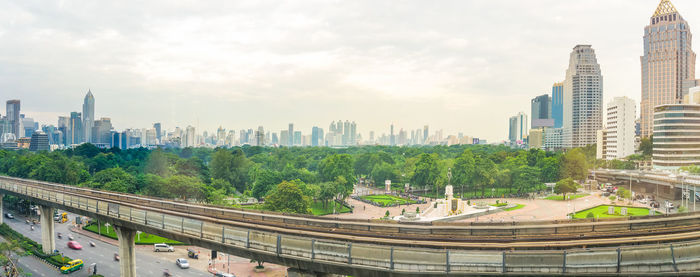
(29, 131, 49, 152)
(423, 125, 429, 144)
(640, 0, 696, 138)
(563, 45, 603, 148)
(390, 124, 395, 146)
(154, 123, 162, 143)
(82, 90, 95, 143)
(288, 123, 294, 146)
(69, 112, 82, 145)
(5, 100, 20, 139)
(531, 94, 554, 128)
(551, 82, 564, 128)
(508, 112, 528, 145)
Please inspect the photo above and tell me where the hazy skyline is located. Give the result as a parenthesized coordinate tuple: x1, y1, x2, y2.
(1, 0, 699, 142)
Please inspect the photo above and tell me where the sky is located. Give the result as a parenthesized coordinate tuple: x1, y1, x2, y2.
(1, 0, 699, 143)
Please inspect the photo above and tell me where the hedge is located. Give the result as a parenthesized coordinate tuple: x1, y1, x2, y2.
(0, 223, 72, 267)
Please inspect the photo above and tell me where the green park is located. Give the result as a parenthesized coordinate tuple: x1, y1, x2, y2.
(572, 205, 660, 219)
(359, 195, 416, 206)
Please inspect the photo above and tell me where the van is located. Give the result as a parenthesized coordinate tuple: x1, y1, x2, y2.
(154, 243, 174, 252)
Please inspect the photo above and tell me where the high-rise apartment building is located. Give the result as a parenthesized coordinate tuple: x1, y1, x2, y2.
(563, 45, 603, 148)
(288, 123, 294, 146)
(508, 112, 528, 145)
(653, 87, 700, 169)
(92, 118, 113, 145)
(154, 123, 162, 143)
(640, 0, 696, 138)
(551, 82, 564, 128)
(82, 90, 95, 143)
(602, 97, 637, 160)
(5, 100, 20, 139)
(293, 131, 302, 146)
(280, 130, 289, 147)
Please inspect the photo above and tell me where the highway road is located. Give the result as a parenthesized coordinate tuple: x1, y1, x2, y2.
(4, 209, 213, 277)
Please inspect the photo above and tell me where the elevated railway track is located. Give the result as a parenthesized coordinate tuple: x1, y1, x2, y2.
(2, 175, 700, 276)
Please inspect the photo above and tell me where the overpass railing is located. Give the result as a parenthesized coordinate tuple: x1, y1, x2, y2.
(3, 178, 700, 274)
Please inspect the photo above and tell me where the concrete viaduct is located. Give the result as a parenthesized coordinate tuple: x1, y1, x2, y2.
(3, 175, 700, 276)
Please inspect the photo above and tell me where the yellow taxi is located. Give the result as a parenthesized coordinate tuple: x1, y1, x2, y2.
(60, 259, 83, 274)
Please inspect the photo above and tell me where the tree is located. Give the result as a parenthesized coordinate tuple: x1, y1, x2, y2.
(145, 149, 172, 178)
(554, 178, 579, 200)
(371, 162, 397, 188)
(91, 167, 137, 193)
(639, 136, 653, 157)
(0, 239, 25, 277)
(411, 153, 440, 196)
(251, 169, 282, 200)
(539, 156, 560, 183)
(473, 155, 496, 197)
(264, 180, 311, 214)
(319, 154, 355, 199)
(513, 165, 541, 194)
(560, 148, 588, 181)
(452, 150, 475, 198)
(210, 149, 251, 194)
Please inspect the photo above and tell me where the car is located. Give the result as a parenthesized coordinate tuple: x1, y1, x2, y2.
(175, 258, 190, 269)
(4, 213, 13, 219)
(67, 241, 82, 250)
(154, 243, 174, 252)
(215, 273, 236, 277)
(60, 259, 83, 274)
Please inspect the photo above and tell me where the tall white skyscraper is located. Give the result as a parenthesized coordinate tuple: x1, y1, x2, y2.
(508, 112, 528, 145)
(563, 45, 604, 148)
(82, 90, 95, 143)
(602, 97, 636, 160)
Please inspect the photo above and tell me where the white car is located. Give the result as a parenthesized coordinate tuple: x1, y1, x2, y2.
(176, 258, 190, 269)
(154, 243, 174, 252)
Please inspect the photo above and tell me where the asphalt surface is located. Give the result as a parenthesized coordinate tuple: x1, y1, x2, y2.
(3, 209, 213, 277)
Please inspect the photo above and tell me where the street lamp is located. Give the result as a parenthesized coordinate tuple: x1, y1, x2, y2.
(680, 171, 689, 212)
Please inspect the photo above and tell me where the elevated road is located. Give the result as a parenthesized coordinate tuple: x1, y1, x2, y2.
(2, 175, 700, 276)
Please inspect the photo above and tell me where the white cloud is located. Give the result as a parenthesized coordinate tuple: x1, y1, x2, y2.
(0, 0, 698, 142)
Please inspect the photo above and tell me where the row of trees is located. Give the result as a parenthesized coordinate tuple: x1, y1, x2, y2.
(0, 143, 594, 214)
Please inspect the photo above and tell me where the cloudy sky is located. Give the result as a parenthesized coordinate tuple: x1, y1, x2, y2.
(1, 0, 699, 142)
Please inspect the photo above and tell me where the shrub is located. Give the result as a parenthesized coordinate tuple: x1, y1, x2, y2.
(385, 210, 390, 218)
(401, 208, 405, 215)
(416, 207, 420, 213)
(586, 212, 595, 219)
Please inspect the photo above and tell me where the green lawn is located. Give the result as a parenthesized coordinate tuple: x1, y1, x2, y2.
(83, 222, 183, 245)
(360, 195, 416, 206)
(310, 201, 352, 216)
(504, 204, 525, 211)
(572, 205, 660, 219)
(545, 193, 589, 201)
(240, 202, 352, 216)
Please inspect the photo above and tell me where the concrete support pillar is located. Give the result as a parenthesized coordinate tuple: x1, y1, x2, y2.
(39, 206, 55, 254)
(114, 225, 137, 277)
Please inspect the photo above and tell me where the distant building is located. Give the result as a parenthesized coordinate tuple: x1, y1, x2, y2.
(68, 112, 82, 145)
(288, 123, 294, 146)
(29, 131, 49, 151)
(280, 130, 289, 147)
(508, 112, 528, 145)
(82, 90, 95, 143)
(5, 100, 20, 138)
(653, 87, 700, 169)
(93, 118, 113, 145)
(544, 128, 563, 151)
(154, 123, 162, 143)
(293, 131, 302, 146)
(531, 94, 554, 128)
(529, 128, 545, 149)
(551, 82, 564, 128)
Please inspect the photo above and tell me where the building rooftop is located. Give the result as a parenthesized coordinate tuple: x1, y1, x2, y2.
(653, 0, 677, 17)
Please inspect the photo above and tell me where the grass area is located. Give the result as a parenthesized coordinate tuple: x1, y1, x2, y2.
(504, 204, 525, 211)
(310, 201, 352, 216)
(360, 195, 416, 206)
(572, 205, 660, 219)
(544, 193, 589, 201)
(240, 201, 352, 216)
(417, 186, 545, 199)
(83, 222, 183, 245)
(491, 203, 508, 207)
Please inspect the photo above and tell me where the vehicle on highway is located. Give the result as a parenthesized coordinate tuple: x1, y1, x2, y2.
(4, 213, 13, 219)
(67, 241, 82, 250)
(154, 243, 174, 252)
(60, 259, 84, 274)
(187, 248, 199, 259)
(56, 212, 68, 223)
(175, 258, 190, 269)
(215, 272, 236, 277)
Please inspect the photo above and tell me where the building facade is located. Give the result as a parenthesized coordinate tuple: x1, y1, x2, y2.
(552, 82, 564, 128)
(5, 100, 20, 139)
(563, 45, 604, 148)
(29, 131, 49, 151)
(531, 94, 554, 128)
(653, 87, 700, 169)
(603, 97, 637, 160)
(508, 112, 528, 145)
(640, 0, 696, 138)
(82, 90, 95, 143)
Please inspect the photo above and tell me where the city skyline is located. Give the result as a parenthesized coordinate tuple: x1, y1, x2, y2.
(2, 1, 700, 143)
